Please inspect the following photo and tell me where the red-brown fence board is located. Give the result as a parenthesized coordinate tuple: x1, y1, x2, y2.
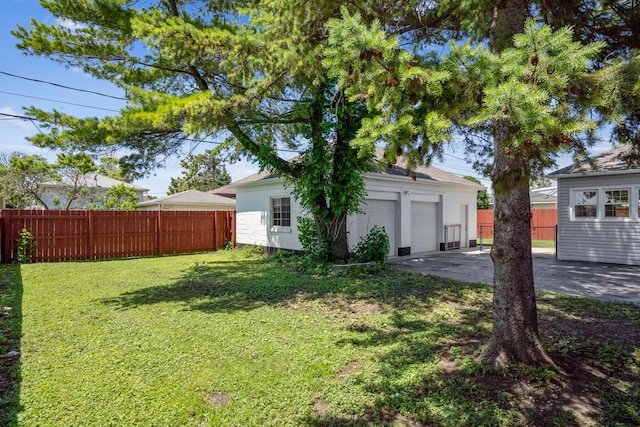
(477, 208, 557, 241)
(161, 211, 217, 255)
(0, 209, 235, 263)
(92, 211, 158, 260)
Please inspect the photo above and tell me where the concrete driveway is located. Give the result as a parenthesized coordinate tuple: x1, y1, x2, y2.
(388, 248, 640, 305)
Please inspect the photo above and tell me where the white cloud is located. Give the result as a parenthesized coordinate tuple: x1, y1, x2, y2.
(0, 107, 34, 131)
(56, 18, 88, 31)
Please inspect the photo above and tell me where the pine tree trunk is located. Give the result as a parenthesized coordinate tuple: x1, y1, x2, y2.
(479, 0, 557, 369)
(480, 120, 556, 368)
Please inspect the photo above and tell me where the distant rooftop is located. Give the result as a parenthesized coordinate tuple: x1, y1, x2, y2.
(549, 144, 640, 176)
(139, 189, 235, 207)
(226, 147, 483, 189)
(530, 186, 557, 204)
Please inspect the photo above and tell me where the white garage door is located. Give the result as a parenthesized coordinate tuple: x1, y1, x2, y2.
(356, 199, 396, 257)
(411, 201, 438, 253)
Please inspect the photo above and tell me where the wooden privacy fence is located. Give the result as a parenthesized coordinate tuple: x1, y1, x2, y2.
(0, 209, 235, 263)
(477, 208, 557, 241)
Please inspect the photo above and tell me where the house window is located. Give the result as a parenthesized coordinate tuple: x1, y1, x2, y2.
(574, 190, 598, 218)
(604, 189, 629, 218)
(272, 197, 291, 227)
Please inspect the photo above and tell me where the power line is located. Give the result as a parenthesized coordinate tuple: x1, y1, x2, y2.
(0, 90, 120, 112)
(0, 112, 43, 133)
(0, 112, 35, 121)
(0, 70, 126, 100)
(443, 152, 468, 162)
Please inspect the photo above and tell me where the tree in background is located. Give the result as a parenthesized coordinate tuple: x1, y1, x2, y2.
(97, 157, 127, 181)
(92, 184, 140, 210)
(464, 176, 489, 209)
(53, 153, 98, 210)
(530, 176, 553, 189)
(0, 152, 57, 209)
(0, 152, 139, 210)
(167, 149, 231, 194)
(537, 1, 640, 163)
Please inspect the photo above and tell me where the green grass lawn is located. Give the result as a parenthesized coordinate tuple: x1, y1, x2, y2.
(1, 250, 639, 426)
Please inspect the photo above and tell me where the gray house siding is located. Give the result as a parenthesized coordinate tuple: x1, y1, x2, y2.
(556, 173, 640, 265)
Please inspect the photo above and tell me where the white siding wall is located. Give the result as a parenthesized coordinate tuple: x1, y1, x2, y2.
(440, 191, 478, 246)
(235, 181, 304, 251)
(557, 173, 640, 265)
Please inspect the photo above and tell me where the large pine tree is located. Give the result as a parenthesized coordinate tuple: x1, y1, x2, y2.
(13, 0, 390, 260)
(324, 1, 629, 368)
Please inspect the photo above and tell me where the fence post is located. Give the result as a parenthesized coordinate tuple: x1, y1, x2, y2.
(157, 210, 164, 257)
(231, 211, 236, 248)
(0, 211, 5, 264)
(88, 210, 94, 260)
(213, 211, 218, 250)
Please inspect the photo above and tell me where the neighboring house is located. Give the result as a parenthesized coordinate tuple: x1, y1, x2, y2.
(529, 186, 557, 209)
(233, 150, 483, 257)
(139, 189, 236, 211)
(549, 144, 640, 265)
(207, 185, 236, 199)
(488, 186, 557, 209)
(39, 174, 149, 210)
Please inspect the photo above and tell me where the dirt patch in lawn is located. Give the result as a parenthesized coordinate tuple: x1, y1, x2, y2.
(335, 360, 362, 379)
(205, 391, 230, 407)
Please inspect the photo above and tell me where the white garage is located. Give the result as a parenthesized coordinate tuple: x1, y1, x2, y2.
(410, 201, 438, 253)
(232, 149, 482, 257)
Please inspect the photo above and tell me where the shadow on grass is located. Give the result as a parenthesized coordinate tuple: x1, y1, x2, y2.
(101, 257, 477, 314)
(100, 255, 640, 426)
(307, 299, 640, 426)
(319, 312, 512, 426)
(0, 264, 23, 427)
(102, 257, 293, 312)
(537, 294, 640, 426)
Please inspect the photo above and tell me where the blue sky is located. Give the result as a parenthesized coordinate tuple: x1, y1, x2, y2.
(1, 1, 612, 196)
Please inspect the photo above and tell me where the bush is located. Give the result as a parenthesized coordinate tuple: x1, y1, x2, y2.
(354, 225, 390, 264)
(297, 216, 332, 261)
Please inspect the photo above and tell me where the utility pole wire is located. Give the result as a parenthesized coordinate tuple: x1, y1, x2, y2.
(0, 70, 126, 100)
(0, 112, 35, 120)
(0, 91, 120, 112)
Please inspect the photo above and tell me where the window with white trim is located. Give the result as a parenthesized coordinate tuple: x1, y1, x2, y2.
(573, 189, 598, 218)
(604, 189, 629, 218)
(271, 197, 291, 227)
